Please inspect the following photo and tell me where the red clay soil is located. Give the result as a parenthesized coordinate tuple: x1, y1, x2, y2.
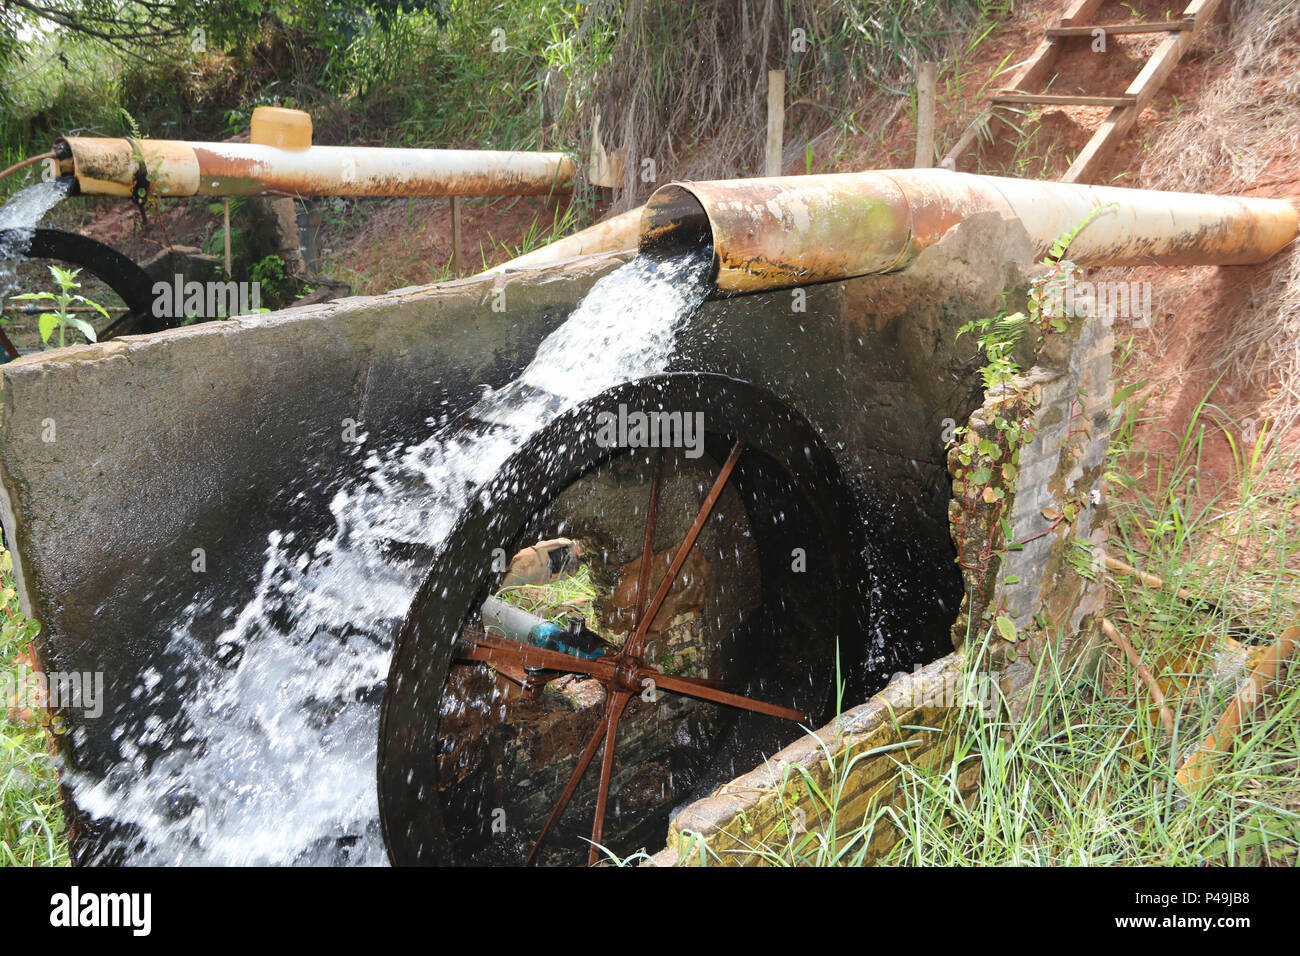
(316, 192, 575, 293)
(40, 187, 577, 297)
(836, 0, 1233, 185)
(37, 195, 219, 269)
(835, 0, 1299, 510)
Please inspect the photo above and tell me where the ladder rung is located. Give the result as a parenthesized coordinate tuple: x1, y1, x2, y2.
(1046, 19, 1195, 38)
(992, 92, 1137, 108)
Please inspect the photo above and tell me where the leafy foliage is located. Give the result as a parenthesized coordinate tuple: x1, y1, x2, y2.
(11, 265, 105, 348)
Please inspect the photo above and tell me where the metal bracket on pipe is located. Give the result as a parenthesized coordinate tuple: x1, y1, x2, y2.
(124, 136, 150, 227)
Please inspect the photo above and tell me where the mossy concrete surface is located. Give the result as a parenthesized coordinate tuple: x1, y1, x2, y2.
(645, 652, 978, 867)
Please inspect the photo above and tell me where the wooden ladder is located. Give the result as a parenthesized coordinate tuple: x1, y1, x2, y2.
(943, 0, 1225, 183)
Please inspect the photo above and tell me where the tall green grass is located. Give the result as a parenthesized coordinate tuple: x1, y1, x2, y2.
(2, 2, 1015, 203)
(1, 30, 131, 203)
(893, 385, 1299, 865)
(671, 377, 1300, 867)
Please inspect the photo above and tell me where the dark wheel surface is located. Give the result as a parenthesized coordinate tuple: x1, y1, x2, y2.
(378, 372, 873, 865)
(0, 227, 168, 357)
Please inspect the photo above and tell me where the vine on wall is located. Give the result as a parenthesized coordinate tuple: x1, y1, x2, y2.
(948, 206, 1115, 654)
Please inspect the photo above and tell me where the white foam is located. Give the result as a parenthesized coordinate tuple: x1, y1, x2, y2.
(0, 179, 71, 305)
(71, 248, 713, 865)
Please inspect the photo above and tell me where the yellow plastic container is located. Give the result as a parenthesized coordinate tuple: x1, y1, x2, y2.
(250, 107, 313, 150)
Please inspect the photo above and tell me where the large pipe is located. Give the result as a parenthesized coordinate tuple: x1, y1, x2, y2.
(483, 206, 643, 274)
(56, 136, 575, 199)
(640, 169, 1300, 293)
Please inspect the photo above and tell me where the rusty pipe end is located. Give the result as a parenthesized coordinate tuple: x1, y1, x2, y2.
(640, 183, 718, 281)
(52, 138, 76, 184)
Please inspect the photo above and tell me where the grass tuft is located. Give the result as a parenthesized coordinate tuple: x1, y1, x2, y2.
(681, 381, 1300, 867)
(0, 547, 69, 867)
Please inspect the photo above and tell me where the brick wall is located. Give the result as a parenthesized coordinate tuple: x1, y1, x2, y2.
(948, 272, 1114, 711)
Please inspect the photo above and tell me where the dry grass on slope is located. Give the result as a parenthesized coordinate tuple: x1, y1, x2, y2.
(1138, 0, 1300, 434)
(584, 0, 1007, 210)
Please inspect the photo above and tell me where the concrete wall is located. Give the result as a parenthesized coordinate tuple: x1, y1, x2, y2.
(1, 254, 625, 616)
(949, 287, 1113, 711)
(0, 253, 627, 770)
(645, 653, 978, 866)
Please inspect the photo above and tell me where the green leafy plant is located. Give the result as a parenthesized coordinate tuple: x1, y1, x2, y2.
(949, 205, 1118, 639)
(953, 210, 1116, 498)
(119, 106, 144, 142)
(494, 561, 601, 632)
(880, 389, 1300, 867)
(204, 196, 247, 258)
(12, 266, 105, 349)
(249, 253, 290, 309)
(956, 203, 1117, 381)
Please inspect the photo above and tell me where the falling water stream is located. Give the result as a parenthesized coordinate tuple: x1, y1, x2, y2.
(70, 246, 715, 865)
(0, 179, 72, 306)
(0, 179, 70, 234)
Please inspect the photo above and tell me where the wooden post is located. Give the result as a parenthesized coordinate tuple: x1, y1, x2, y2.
(450, 195, 463, 274)
(914, 61, 937, 168)
(222, 199, 232, 275)
(305, 203, 322, 274)
(765, 69, 785, 177)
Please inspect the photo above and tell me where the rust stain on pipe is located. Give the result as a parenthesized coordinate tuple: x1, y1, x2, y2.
(640, 169, 1300, 293)
(60, 137, 200, 197)
(70, 134, 1293, 289)
(59, 137, 575, 199)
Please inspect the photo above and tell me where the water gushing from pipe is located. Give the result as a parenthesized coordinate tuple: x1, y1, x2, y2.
(69, 246, 713, 865)
(0, 179, 72, 306)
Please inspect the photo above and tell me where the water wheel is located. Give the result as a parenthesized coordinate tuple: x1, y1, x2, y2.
(0, 226, 171, 360)
(379, 373, 873, 865)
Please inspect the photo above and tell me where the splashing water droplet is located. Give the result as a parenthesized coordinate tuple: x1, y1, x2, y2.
(0, 179, 72, 305)
(72, 246, 714, 865)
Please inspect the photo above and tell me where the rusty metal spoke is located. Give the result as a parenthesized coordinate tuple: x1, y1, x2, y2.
(456, 630, 610, 678)
(648, 672, 729, 690)
(525, 706, 610, 866)
(626, 441, 744, 659)
(648, 670, 809, 724)
(587, 691, 631, 866)
(632, 450, 665, 633)
(459, 439, 802, 866)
